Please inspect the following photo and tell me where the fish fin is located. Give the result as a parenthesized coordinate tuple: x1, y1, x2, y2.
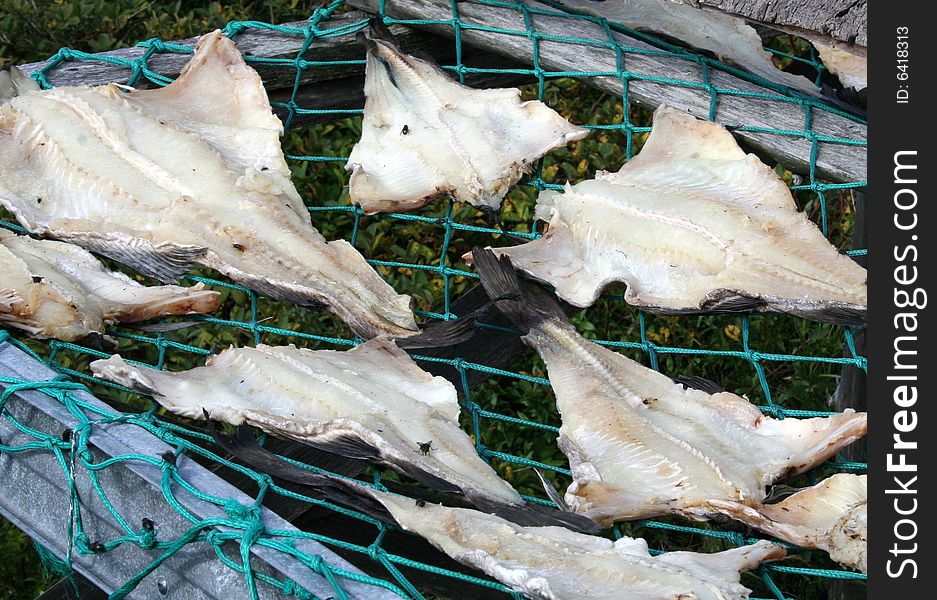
(471, 496, 601, 534)
(61, 232, 207, 283)
(533, 468, 570, 512)
(205, 416, 396, 523)
(128, 321, 201, 334)
(304, 432, 383, 461)
(395, 312, 477, 349)
(673, 375, 726, 395)
(699, 290, 766, 313)
(206, 419, 366, 479)
(791, 304, 866, 327)
(471, 247, 568, 334)
(77, 332, 118, 353)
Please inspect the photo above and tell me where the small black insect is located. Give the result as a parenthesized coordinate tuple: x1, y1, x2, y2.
(401, 124, 409, 135)
(89, 541, 106, 553)
(36, 197, 42, 204)
(232, 243, 244, 250)
(417, 440, 432, 456)
(160, 451, 177, 466)
(415, 498, 426, 507)
(261, 166, 269, 171)
(141, 518, 156, 532)
(61, 429, 73, 443)
(31, 276, 43, 284)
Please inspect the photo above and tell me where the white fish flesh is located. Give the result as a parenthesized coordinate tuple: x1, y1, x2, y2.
(482, 105, 867, 325)
(721, 473, 867, 572)
(0, 228, 218, 347)
(556, 0, 818, 95)
(345, 23, 589, 214)
(90, 338, 524, 507)
(813, 41, 867, 91)
(472, 249, 867, 565)
(375, 491, 786, 600)
(0, 31, 418, 340)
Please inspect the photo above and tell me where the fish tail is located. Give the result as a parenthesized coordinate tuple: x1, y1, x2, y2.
(471, 247, 569, 334)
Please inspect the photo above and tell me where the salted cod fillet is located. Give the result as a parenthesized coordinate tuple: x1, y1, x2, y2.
(555, 0, 818, 95)
(472, 249, 867, 567)
(345, 22, 589, 214)
(377, 492, 785, 600)
(91, 338, 567, 518)
(0, 32, 418, 340)
(481, 105, 867, 325)
(0, 228, 218, 347)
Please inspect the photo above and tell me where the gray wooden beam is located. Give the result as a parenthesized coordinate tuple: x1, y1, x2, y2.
(673, 0, 867, 46)
(348, 0, 866, 184)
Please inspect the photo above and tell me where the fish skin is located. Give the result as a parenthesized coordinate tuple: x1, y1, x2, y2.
(472, 248, 867, 565)
(478, 105, 866, 325)
(0, 228, 218, 346)
(90, 338, 523, 506)
(556, 0, 819, 96)
(375, 491, 786, 600)
(0, 31, 418, 341)
(345, 22, 589, 214)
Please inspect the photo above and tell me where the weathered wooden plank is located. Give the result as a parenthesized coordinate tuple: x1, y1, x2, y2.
(675, 0, 867, 47)
(14, 12, 439, 91)
(348, 0, 865, 183)
(271, 47, 535, 127)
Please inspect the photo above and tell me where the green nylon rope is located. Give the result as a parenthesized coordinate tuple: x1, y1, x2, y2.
(0, 1, 866, 598)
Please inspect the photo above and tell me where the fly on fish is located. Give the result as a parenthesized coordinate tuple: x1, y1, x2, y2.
(475, 105, 867, 325)
(0, 228, 218, 349)
(472, 248, 867, 569)
(0, 31, 424, 341)
(345, 20, 589, 215)
(90, 338, 598, 532)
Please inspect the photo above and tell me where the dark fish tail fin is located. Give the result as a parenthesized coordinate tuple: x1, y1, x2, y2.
(471, 247, 568, 334)
(395, 312, 477, 350)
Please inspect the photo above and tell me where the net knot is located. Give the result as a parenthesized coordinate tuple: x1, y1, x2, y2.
(137, 38, 169, 53)
(367, 543, 384, 562)
(137, 528, 157, 550)
(223, 499, 255, 520)
(280, 579, 313, 598)
(223, 21, 247, 37)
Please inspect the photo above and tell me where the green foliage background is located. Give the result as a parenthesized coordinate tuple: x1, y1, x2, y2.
(0, 2, 860, 599)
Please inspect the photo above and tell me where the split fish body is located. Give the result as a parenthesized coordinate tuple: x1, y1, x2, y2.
(375, 491, 786, 600)
(346, 23, 588, 214)
(485, 105, 866, 325)
(0, 228, 218, 346)
(91, 338, 522, 506)
(472, 248, 867, 569)
(0, 31, 417, 340)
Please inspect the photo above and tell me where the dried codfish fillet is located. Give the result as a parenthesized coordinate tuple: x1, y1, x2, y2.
(376, 492, 785, 600)
(91, 339, 531, 511)
(481, 105, 866, 325)
(473, 249, 867, 565)
(556, 0, 818, 95)
(0, 228, 218, 347)
(345, 22, 588, 214)
(717, 474, 867, 572)
(0, 31, 418, 340)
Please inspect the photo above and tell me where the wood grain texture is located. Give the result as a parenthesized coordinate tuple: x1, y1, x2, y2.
(348, 0, 865, 183)
(678, 0, 867, 47)
(15, 12, 437, 90)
